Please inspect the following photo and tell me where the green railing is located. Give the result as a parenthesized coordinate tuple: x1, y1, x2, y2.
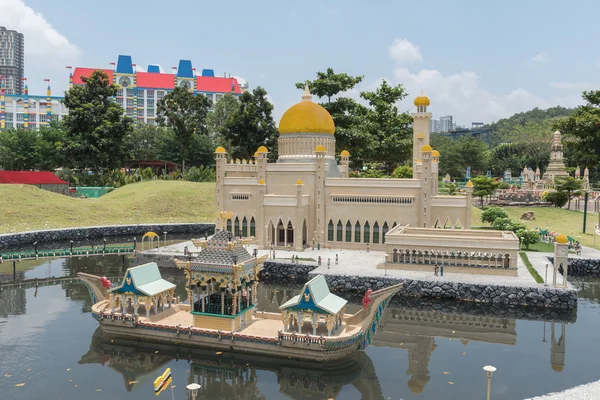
(0, 245, 135, 260)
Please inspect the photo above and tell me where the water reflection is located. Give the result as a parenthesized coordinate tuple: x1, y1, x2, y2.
(81, 328, 378, 400)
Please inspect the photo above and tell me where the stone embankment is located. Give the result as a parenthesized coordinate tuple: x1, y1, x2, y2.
(307, 272, 577, 309)
(548, 257, 600, 277)
(0, 223, 215, 249)
(255, 261, 577, 309)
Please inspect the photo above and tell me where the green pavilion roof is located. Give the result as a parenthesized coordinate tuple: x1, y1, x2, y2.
(280, 275, 347, 315)
(110, 262, 175, 297)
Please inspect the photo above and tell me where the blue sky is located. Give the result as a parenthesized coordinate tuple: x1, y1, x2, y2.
(1, 0, 598, 125)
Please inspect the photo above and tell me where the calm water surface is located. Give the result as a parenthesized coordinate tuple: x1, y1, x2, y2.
(1, 255, 600, 399)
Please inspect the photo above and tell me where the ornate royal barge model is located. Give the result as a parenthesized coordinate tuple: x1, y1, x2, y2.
(79, 230, 401, 362)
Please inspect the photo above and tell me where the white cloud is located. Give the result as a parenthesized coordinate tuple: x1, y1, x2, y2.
(530, 52, 548, 63)
(388, 38, 422, 64)
(0, 0, 80, 93)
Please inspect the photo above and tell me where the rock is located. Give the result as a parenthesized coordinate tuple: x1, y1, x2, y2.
(520, 211, 536, 221)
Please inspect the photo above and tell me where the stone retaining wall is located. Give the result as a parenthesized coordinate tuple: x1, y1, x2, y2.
(307, 272, 577, 309)
(548, 257, 600, 277)
(259, 261, 317, 283)
(0, 223, 215, 249)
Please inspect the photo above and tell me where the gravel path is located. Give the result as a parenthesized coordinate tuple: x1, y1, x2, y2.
(526, 379, 600, 399)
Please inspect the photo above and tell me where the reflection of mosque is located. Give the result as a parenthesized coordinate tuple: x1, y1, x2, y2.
(80, 327, 385, 399)
(0, 285, 26, 317)
(371, 308, 567, 395)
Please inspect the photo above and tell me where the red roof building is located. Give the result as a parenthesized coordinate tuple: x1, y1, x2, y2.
(0, 171, 69, 194)
(69, 55, 246, 126)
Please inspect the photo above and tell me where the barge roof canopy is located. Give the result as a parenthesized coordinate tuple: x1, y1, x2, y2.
(110, 262, 175, 297)
(280, 275, 347, 315)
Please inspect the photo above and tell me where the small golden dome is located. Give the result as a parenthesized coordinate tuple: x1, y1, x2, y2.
(407, 379, 426, 394)
(466, 180, 473, 187)
(279, 87, 335, 135)
(414, 90, 430, 107)
(256, 146, 268, 153)
(340, 150, 350, 157)
(555, 234, 569, 244)
(421, 144, 433, 152)
(215, 146, 226, 153)
(315, 145, 326, 152)
(551, 364, 564, 372)
(258, 179, 265, 185)
(296, 179, 303, 185)
(432, 150, 440, 157)
(253, 151, 258, 157)
(417, 133, 425, 139)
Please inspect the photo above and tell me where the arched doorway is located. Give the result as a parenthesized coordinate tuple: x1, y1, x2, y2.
(286, 221, 294, 247)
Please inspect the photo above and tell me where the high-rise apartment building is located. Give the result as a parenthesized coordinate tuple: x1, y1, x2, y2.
(0, 26, 25, 95)
(430, 118, 440, 133)
(439, 115, 453, 133)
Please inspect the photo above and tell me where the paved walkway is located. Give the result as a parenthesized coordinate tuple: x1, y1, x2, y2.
(526, 379, 600, 399)
(147, 238, 581, 290)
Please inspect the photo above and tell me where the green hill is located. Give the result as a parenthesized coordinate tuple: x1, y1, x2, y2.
(0, 180, 216, 233)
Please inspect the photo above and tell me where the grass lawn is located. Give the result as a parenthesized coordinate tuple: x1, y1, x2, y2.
(472, 206, 600, 249)
(0, 180, 216, 234)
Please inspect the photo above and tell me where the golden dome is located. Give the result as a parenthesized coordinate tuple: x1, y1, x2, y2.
(421, 144, 433, 152)
(407, 379, 427, 394)
(432, 150, 440, 157)
(315, 145, 326, 152)
(296, 179, 303, 185)
(215, 146, 226, 153)
(253, 151, 258, 157)
(256, 146, 268, 153)
(414, 90, 430, 107)
(417, 133, 425, 139)
(258, 179, 265, 185)
(278, 86, 335, 135)
(466, 180, 473, 187)
(340, 150, 350, 157)
(551, 364, 564, 372)
(555, 234, 569, 244)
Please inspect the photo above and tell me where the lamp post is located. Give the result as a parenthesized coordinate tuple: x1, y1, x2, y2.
(384, 254, 389, 276)
(186, 383, 201, 400)
(544, 263, 548, 286)
(483, 365, 496, 400)
(164, 231, 167, 246)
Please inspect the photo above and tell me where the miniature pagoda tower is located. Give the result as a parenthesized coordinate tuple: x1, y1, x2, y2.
(176, 229, 265, 331)
(542, 130, 569, 183)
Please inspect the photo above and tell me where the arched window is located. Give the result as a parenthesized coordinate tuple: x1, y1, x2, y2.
(393, 249, 398, 262)
(382, 222, 389, 244)
(336, 220, 343, 241)
(364, 221, 370, 243)
(354, 221, 361, 242)
(328, 220, 334, 242)
(373, 222, 380, 244)
(345, 220, 352, 242)
(226, 219, 232, 233)
(234, 216, 240, 237)
(242, 217, 248, 237)
(250, 217, 256, 237)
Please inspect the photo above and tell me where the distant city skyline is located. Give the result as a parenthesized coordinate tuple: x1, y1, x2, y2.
(0, 0, 599, 125)
(0, 25, 24, 95)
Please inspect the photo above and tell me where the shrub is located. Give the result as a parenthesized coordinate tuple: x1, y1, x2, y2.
(391, 165, 412, 178)
(516, 229, 540, 250)
(491, 217, 526, 233)
(544, 191, 569, 208)
(184, 166, 216, 182)
(481, 206, 508, 224)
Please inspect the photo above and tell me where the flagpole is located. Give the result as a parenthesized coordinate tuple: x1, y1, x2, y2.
(170, 385, 175, 400)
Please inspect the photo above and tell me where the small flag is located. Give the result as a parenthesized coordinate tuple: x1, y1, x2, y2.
(65, 66, 72, 69)
(153, 368, 172, 396)
(21, 78, 27, 81)
(109, 62, 116, 66)
(43, 79, 50, 82)
(171, 66, 177, 70)
(131, 64, 136, 67)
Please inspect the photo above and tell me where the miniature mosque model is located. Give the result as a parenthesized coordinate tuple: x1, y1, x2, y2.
(215, 87, 474, 251)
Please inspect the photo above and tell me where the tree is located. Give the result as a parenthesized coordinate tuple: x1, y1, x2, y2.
(295, 68, 363, 103)
(391, 165, 412, 178)
(360, 80, 413, 170)
(481, 206, 508, 224)
(36, 122, 67, 171)
(157, 86, 212, 174)
(555, 90, 600, 181)
(296, 69, 369, 162)
(156, 129, 215, 168)
(62, 70, 133, 172)
(516, 229, 540, 250)
(491, 217, 526, 233)
(223, 87, 277, 160)
(431, 135, 490, 178)
(472, 175, 500, 207)
(126, 124, 169, 160)
(0, 128, 40, 170)
(554, 176, 583, 210)
(544, 191, 569, 208)
(207, 94, 240, 139)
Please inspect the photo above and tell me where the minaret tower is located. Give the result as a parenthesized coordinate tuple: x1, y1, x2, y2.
(214, 146, 227, 229)
(411, 91, 432, 177)
(315, 145, 327, 247)
(421, 145, 433, 227)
